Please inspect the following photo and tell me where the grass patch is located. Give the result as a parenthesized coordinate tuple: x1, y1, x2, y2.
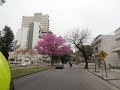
(11, 67, 48, 79)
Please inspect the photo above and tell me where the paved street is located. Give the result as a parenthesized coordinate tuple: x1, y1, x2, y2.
(14, 65, 119, 90)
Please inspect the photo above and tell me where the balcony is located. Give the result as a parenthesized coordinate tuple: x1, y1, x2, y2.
(115, 33, 120, 40)
(112, 43, 120, 52)
(115, 28, 120, 40)
(92, 36, 102, 46)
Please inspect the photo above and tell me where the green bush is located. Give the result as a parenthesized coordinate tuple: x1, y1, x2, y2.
(111, 65, 120, 69)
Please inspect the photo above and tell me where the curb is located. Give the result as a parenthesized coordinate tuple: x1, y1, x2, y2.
(86, 69, 120, 90)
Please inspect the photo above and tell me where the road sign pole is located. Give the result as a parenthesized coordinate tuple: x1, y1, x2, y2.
(101, 64, 104, 77)
(104, 60, 108, 77)
(95, 60, 97, 72)
(102, 66, 103, 77)
(93, 54, 97, 72)
(98, 50, 108, 78)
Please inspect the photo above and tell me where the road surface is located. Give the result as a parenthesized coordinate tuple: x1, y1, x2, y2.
(14, 65, 119, 90)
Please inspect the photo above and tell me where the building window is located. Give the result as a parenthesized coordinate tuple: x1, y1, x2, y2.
(95, 47, 98, 53)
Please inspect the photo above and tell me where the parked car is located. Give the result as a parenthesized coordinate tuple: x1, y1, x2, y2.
(21, 63, 27, 67)
(55, 63, 64, 69)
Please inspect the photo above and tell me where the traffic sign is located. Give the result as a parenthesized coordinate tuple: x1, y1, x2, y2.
(99, 50, 108, 60)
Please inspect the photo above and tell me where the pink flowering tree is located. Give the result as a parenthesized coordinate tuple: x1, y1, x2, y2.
(34, 33, 71, 65)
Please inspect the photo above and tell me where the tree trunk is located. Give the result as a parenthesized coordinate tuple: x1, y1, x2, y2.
(84, 59, 88, 69)
(78, 45, 89, 69)
(81, 50, 88, 69)
(51, 56, 54, 66)
(84, 55, 88, 69)
(75, 44, 89, 69)
(51, 60, 54, 66)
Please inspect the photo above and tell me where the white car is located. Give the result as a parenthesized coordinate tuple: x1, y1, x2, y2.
(21, 63, 27, 67)
(55, 62, 64, 69)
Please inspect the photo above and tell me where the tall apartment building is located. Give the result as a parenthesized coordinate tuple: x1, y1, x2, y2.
(92, 35, 120, 67)
(17, 13, 49, 49)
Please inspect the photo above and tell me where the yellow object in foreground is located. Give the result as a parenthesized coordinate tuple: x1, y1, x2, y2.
(0, 52, 11, 90)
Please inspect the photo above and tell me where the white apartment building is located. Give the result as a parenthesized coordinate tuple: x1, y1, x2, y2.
(9, 50, 43, 65)
(112, 27, 120, 61)
(9, 13, 50, 65)
(92, 35, 120, 67)
(16, 29, 21, 47)
(21, 16, 33, 49)
(32, 22, 42, 48)
(17, 13, 49, 49)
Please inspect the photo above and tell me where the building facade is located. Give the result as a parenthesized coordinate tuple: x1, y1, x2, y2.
(17, 13, 49, 49)
(112, 28, 120, 63)
(92, 35, 120, 67)
(9, 13, 50, 65)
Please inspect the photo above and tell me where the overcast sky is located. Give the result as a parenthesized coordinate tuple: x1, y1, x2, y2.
(0, 0, 120, 39)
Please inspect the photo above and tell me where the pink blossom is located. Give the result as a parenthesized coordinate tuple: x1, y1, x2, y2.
(34, 33, 71, 57)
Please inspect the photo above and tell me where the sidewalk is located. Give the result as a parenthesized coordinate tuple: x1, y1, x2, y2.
(87, 65, 120, 89)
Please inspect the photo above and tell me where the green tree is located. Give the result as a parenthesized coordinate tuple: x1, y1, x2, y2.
(84, 45, 92, 61)
(60, 54, 71, 64)
(0, 26, 14, 60)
